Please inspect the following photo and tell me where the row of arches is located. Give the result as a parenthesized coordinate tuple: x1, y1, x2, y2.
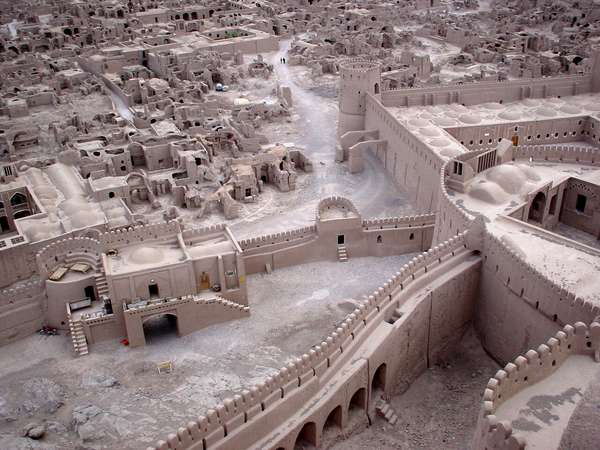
(280, 363, 387, 450)
(293, 386, 366, 449)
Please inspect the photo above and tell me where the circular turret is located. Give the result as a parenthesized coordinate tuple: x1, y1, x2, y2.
(337, 60, 381, 138)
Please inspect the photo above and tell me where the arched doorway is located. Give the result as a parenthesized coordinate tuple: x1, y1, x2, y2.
(142, 313, 178, 344)
(374, 82, 380, 94)
(10, 192, 27, 206)
(322, 405, 342, 440)
(528, 191, 546, 223)
(13, 209, 31, 219)
(347, 387, 368, 428)
(371, 363, 387, 398)
(294, 422, 316, 449)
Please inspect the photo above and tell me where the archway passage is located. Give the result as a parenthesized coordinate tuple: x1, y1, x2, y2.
(347, 387, 368, 428)
(294, 421, 317, 449)
(349, 387, 366, 413)
(528, 191, 546, 223)
(371, 363, 387, 398)
(142, 313, 178, 344)
(322, 405, 342, 441)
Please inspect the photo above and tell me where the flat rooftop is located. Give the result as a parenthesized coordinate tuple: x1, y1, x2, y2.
(450, 159, 600, 305)
(386, 92, 600, 160)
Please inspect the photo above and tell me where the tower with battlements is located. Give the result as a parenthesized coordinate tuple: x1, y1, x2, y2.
(337, 60, 381, 138)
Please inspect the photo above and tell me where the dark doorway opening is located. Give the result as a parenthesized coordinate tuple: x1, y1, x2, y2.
(84, 285, 96, 302)
(337, 234, 345, 245)
(0, 216, 9, 232)
(148, 283, 159, 297)
(528, 191, 546, 223)
(143, 314, 178, 344)
(576, 194, 587, 213)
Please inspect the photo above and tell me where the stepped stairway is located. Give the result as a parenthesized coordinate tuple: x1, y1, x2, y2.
(337, 245, 348, 262)
(68, 317, 89, 356)
(94, 273, 109, 297)
(375, 399, 398, 425)
(62, 254, 109, 297)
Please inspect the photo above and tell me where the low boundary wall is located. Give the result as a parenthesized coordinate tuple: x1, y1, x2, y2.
(472, 321, 600, 450)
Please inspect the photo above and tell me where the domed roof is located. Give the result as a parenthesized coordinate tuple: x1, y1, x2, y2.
(429, 137, 450, 147)
(485, 164, 529, 194)
(514, 163, 541, 182)
(522, 98, 540, 107)
(536, 107, 557, 117)
(130, 246, 164, 264)
(468, 180, 510, 204)
(448, 103, 466, 113)
(482, 102, 504, 110)
(408, 118, 429, 127)
(499, 110, 521, 121)
(432, 117, 457, 127)
(419, 126, 440, 137)
(560, 104, 581, 114)
(440, 148, 460, 158)
(70, 210, 104, 229)
(459, 114, 481, 125)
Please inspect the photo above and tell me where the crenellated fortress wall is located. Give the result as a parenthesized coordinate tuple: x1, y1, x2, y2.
(147, 233, 481, 450)
(472, 321, 600, 450)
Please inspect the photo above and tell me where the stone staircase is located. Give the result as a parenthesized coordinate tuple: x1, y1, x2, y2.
(69, 317, 89, 356)
(213, 296, 251, 313)
(337, 245, 348, 262)
(375, 399, 398, 425)
(94, 273, 109, 297)
(62, 254, 109, 297)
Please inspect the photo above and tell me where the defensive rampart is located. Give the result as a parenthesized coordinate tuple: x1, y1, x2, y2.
(147, 233, 481, 450)
(472, 321, 600, 450)
(381, 74, 593, 108)
(476, 232, 600, 363)
(240, 200, 436, 274)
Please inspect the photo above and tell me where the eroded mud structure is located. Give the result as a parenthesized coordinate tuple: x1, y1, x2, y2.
(1, 1, 600, 450)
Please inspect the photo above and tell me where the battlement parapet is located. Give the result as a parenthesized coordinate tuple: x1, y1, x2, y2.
(316, 196, 360, 221)
(484, 232, 600, 326)
(474, 321, 600, 449)
(515, 144, 600, 166)
(99, 221, 181, 249)
(36, 237, 103, 277)
(362, 214, 436, 229)
(148, 233, 470, 450)
(238, 225, 317, 250)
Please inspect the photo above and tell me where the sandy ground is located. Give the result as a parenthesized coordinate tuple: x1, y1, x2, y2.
(327, 328, 500, 450)
(0, 254, 418, 449)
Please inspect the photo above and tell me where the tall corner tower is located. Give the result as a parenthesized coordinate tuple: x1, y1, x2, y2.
(337, 60, 382, 139)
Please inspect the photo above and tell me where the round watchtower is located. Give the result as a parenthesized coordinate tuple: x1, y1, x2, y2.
(337, 60, 381, 138)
